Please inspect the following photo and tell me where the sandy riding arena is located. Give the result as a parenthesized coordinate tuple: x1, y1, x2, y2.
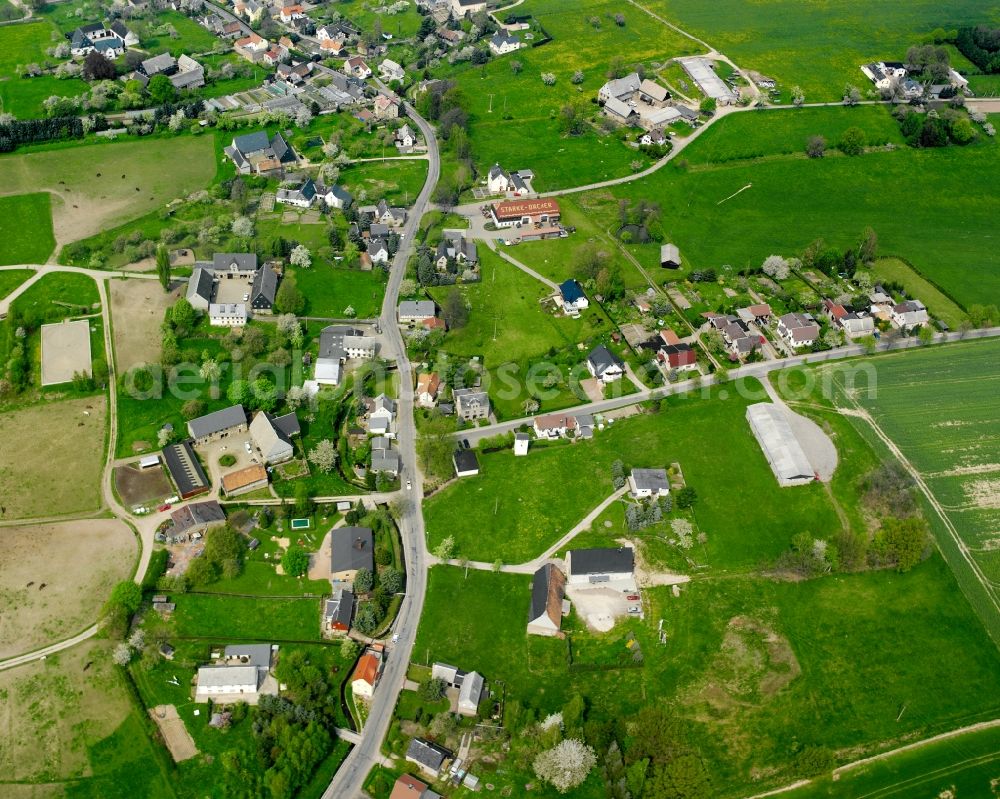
(150, 705, 198, 762)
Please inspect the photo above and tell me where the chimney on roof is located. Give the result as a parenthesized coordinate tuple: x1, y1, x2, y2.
(354, 537, 364, 550)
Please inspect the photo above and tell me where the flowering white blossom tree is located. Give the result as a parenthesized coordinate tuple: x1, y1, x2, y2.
(533, 739, 597, 794)
(761, 254, 790, 280)
(290, 245, 312, 269)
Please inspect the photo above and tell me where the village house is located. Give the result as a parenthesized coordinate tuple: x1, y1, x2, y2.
(234, 32, 270, 61)
(640, 128, 668, 147)
(534, 412, 578, 440)
(371, 445, 401, 476)
(450, 0, 487, 17)
(208, 303, 247, 327)
(628, 468, 670, 499)
(453, 448, 480, 478)
(222, 464, 269, 496)
(374, 198, 407, 227)
(275, 177, 317, 208)
(658, 342, 699, 373)
(598, 72, 641, 104)
(892, 299, 930, 330)
(249, 410, 299, 464)
(322, 184, 354, 209)
(527, 563, 566, 637)
(368, 238, 390, 264)
(69, 21, 137, 58)
(406, 737, 453, 778)
(486, 163, 530, 194)
(330, 526, 374, 583)
(379, 58, 405, 82)
(277, 4, 304, 23)
(435, 233, 478, 270)
(368, 394, 397, 438)
(861, 61, 907, 91)
(324, 588, 354, 633)
(195, 665, 262, 702)
(171, 54, 206, 89)
(315, 326, 378, 385)
(586, 344, 625, 383)
(777, 312, 820, 349)
(737, 303, 772, 324)
(321, 37, 346, 55)
(396, 124, 417, 148)
(374, 93, 400, 119)
(558, 279, 589, 312)
(489, 30, 520, 55)
(188, 405, 247, 445)
(603, 96, 640, 125)
(351, 647, 383, 700)
(398, 300, 438, 325)
(234, 0, 264, 23)
(344, 56, 372, 79)
(186, 267, 214, 311)
(490, 198, 560, 228)
(416, 372, 441, 407)
(566, 547, 635, 584)
(389, 774, 437, 799)
(453, 388, 490, 421)
(169, 500, 225, 538)
(224, 130, 296, 175)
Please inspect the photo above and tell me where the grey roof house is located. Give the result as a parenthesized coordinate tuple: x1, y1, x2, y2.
(527, 563, 566, 637)
(406, 738, 453, 778)
(187, 405, 247, 444)
(330, 526, 375, 580)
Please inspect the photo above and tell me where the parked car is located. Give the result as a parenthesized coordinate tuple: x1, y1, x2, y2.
(158, 503, 171, 512)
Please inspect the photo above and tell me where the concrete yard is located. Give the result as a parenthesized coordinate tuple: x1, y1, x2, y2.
(40, 318, 92, 386)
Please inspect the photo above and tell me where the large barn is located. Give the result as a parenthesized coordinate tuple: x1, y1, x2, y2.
(746, 403, 815, 487)
(490, 198, 561, 228)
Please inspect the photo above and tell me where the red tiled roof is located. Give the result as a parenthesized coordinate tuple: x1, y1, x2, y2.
(492, 198, 560, 220)
(390, 774, 429, 799)
(352, 653, 380, 687)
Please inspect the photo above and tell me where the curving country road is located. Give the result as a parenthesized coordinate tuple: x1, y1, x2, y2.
(319, 95, 440, 799)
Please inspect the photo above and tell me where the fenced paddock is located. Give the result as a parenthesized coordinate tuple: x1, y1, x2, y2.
(40, 318, 91, 385)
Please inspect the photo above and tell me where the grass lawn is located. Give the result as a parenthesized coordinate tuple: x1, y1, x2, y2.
(12, 269, 100, 314)
(0, 193, 55, 264)
(437, 0, 699, 190)
(0, 18, 56, 73)
(170, 593, 322, 641)
(425, 383, 841, 565)
(0, 267, 34, 299)
(0, 73, 90, 118)
(318, 0, 425, 38)
(415, 555, 1000, 795)
(572, 109, 1000, 309)
(871, 256, 968, 328)
(682, 105, 906, 165)
(784, 723, 1000, 798)
(0, 135, 217, 250)
(338, 159, 428, 207)
(0, 639, 174, 797)
(286, 263, 387, 318)
(145, 10, 222, 56)
(641, 0, 1000, 102)
(0, 395, 106, 518)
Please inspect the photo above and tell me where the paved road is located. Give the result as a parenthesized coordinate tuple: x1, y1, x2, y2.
(320, 93, 440, 799)
(453, 328, 1000, 446)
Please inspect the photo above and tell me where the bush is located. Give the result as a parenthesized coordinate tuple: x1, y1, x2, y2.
(839, 126, 866, 156)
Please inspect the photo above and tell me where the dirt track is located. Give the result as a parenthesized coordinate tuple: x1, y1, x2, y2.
(149, 705, 198, 762)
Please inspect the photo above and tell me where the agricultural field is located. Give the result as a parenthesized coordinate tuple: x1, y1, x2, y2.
(571, 107, 1000, 309)
(436, 0, 699, 190)
(425, 383, 841, 564)
(784, 722, 1000, 797)
(0, 136, 217, 252)
(109, 277, 179, 371)
(0, 395, 106, 518)
(0, 193, 55, 264)
(415, 555, 1000, 796)
(786, 339, 1000, 643)
(0, 639, 174, 798)
(0, 520, 135, 658)
(338, 159, 429, 207)
(645, 0, 1000, 101)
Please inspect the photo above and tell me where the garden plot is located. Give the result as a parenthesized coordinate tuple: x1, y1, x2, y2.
(40, 318, 92, 385)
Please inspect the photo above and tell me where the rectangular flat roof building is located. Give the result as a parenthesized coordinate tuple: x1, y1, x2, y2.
(162, 441, 210, 499)
(746, 403, 815, 487)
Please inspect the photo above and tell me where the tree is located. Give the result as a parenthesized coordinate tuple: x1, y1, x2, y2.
(380, 566, 403, 593)
(790, 85, 805, 106)
(290, 244, 312, 268)
(277, 313, 300, 341)
(610, 459, 626, 489)
(676, 486, 698, 509)
(571, 70, 585, 84)
(275, 279, 305, 315)
(510, 59, 523, 75)
(231, 215, 254, 240)
(355, 603, 380, 633)
(308, 439, 338, 473)
(839, 126, 867, 156)
(614, 12, 626, 26)
(148, 74, 175, 105)
(107, 581, 142, 616)
(433, 535, 456, 560)
(340, 638, 359, 659)
(281, 546, 310, 577)
(182, 399, 205, 419)
(112, 642, 134, 666)
(858, 226, 878, 263)
(171, 297, 196, 330)
(442, 287, 469, 329)
(155, 244, 171, 291)
(541, 72, 557, 85)
(806, 135, 826, 158)
(227, 379, 251, 406)
(699, 97, 716, 114)
(761, 254, 790, 280)
(354, 567, 374, 594)
(83, 50, 116, 81)
(873, 517, 929, 572)
(843, 84, 861, 105)
(534, 739, 598, 794)
(420, 678, 446, 701)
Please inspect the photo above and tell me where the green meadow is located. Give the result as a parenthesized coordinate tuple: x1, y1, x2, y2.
(0, 193, 54, 264)
(570, 105, 1000, 308)
(645, 0, 1000, 101)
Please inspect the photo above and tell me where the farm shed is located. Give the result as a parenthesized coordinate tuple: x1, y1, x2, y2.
(746, 403, 815, 487)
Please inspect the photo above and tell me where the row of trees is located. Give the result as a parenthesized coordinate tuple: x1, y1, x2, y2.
(955, 26, 1000, 73)
(894, 106, 977, 148)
